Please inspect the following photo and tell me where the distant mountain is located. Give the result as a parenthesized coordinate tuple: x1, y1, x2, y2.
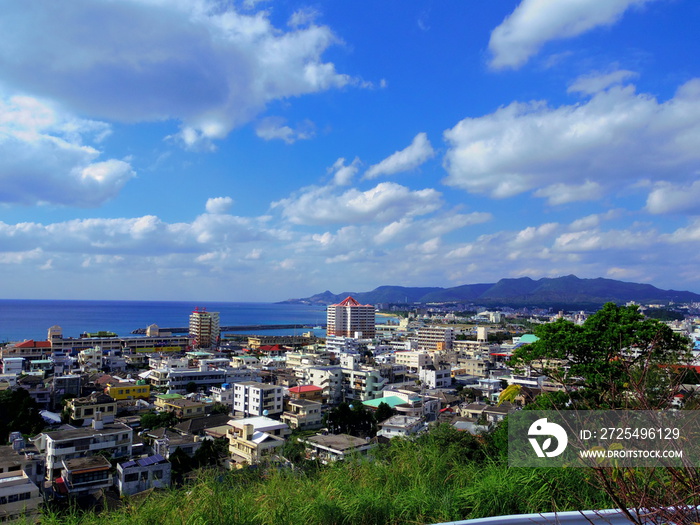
(280, 275, 700, 308)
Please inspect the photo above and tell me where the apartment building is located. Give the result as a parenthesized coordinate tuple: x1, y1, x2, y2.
(32, 420, 133, 480)
(300, 366, 343, 404)
(394, 351, 433, 373)
(59, 456, 112, 496)
(299, 434, 375, 464)
(417, 326, 455, 351)
(418, 367, 452, 389)
(342, 368, 387, 402)
(189, 307, 220, 349)
(326, 296, 376, 339)
(232, 382, 283, 417)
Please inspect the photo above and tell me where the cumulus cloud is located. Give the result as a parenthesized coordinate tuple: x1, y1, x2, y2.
(0, 93, 135, 206)
(255, 117, 315, 144)
(328, 157, 361, 186)
(489, 0, 657, 69)
(646, 181, 700, 215)
(442, 79, 700, 200)
(0, 1, 358, 145)
(273, 181, 442, 225)
(205, 197, 234, 214)
(364, 132, 435, 179)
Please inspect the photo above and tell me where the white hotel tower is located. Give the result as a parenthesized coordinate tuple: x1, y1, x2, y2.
(326, 296, 376, 339)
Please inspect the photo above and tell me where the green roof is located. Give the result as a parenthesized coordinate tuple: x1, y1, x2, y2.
(156, 393, 184, 400)
(519, 334, 539, 343)
(362, 396, 407, 409)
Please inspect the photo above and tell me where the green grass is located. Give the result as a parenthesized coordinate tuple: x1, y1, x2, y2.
(41, 426, 613, 525)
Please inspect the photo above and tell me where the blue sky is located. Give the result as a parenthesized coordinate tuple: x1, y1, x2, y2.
(2, 0, 700, 302)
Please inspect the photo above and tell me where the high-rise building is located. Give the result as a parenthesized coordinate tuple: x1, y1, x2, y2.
(189, 307, 220, 348)
(326, 296, 375, 339)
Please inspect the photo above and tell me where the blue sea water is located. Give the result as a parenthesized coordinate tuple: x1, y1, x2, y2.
(0, 299, 329, 343)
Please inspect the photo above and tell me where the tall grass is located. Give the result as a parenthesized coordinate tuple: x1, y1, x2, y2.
(41, 427, 612, 525)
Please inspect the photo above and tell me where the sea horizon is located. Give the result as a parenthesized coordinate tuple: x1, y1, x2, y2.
(0, 299, 328, 343)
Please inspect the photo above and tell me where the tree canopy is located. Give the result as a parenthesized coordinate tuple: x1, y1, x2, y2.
(512, 302, 691, 409)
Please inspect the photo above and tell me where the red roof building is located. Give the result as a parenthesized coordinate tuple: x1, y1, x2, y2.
(326, 296, 375, 339)
(288, 384, 324, 402)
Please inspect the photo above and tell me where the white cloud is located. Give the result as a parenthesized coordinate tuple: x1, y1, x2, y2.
(489, 0, 657, 69)
(255, 117, 315, 144)
(534, 180, 603, 205)
(443, 79, 700, 201)
(328, 157, 361, 186)
(205, 197, 234, 214)
(0, 1, 358, 145)
(646, 181, 700, 215)
(0, 93, 135, 206)
(273, 182, 442, 226)
(364, 132, 435, 179)
(568, 69, 639, 95)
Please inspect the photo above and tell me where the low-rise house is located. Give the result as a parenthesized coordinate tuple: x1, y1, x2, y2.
(146, 428, 203, 460)
(227, 419, 287, 466)
(0, 470, 42, 522)
(299, 434, 375, 464)
(64, 392, 117, 426)
(105, 380, 151, 400)
(376, 415, 425, 440)
(116, 454, 171, 496)
(287, 384, 324, 402)
(155, 397, 207, 419)
(0, 442, 45, 491)
(281, 399, 323, 431)
(58, 456, 112, 496)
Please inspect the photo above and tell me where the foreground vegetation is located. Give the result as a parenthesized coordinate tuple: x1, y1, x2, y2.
(42, 424, 612, 525)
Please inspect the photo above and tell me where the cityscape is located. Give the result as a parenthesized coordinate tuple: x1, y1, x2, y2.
(3, 0, 700, 523)
(1, 295, 699, 523)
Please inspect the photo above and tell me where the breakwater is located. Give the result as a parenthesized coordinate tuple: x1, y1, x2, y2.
(131, 324, 325, 334)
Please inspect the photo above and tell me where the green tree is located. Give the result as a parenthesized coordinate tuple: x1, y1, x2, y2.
(140, 410, 177, 430)
(323, 402, 377, 437)
(185, 381, 198, 394)
(512, 302, 691, 409)
(373, 401, 394, 424)
(0, 388, 45, 443)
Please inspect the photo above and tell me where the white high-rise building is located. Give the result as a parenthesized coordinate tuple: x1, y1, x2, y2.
(189, 307, 220, 348)
(326, 296, 375, 339)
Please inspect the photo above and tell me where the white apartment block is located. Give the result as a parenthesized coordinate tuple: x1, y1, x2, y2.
(417, 326, 455, 351)
(418, 367, 452, 389)
(394, 351, 433, 373)
(326, 296, 376, 339)
(343, 368, 387, 402)
(233, 382, 284, 417)
(300, 366, 343, 404)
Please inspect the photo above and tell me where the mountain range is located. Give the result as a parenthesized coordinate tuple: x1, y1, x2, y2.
(281, 275, 700, 309)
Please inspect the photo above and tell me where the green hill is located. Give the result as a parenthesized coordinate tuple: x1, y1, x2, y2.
(283, 275, 700, 308)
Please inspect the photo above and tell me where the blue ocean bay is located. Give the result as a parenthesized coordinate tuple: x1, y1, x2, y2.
(0, 299, 328, 343)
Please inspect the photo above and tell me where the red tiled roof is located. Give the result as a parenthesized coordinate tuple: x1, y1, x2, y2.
(289, 385, 323, 393)
(14, 340, 52, 348)
(334, 296, 371, 307)
(259, 345, 284, 351)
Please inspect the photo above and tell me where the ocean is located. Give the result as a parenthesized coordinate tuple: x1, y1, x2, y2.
(0, 299, 329, 343)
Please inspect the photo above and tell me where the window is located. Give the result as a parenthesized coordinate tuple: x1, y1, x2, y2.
(124, 473, 138, 483)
